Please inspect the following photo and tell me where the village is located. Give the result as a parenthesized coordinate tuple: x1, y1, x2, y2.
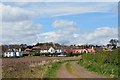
(1, 41, 114, 58)
(1, 1, 119, 79)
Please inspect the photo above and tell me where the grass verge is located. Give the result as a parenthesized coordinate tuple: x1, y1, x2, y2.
(77, 48, 119, 78)
(66, 62, 74, 73)
(43, 61, 63, 80)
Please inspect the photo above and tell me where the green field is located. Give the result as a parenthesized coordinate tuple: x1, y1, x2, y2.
(78, 48, 119, 78)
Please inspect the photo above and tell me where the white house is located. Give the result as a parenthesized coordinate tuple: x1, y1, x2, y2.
(4, 49, 14, 57)
(3, 48, 23, 58)
(40, 49, 48, 53)
(48, 47, 55, 53)
(40, 47, 56, 53)
(82, 49, 88, 53)
(56, 49, 63, 53)
(40, 47, 64, 54)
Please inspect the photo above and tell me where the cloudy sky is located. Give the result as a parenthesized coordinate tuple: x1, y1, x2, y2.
(1, 2, 118, 45)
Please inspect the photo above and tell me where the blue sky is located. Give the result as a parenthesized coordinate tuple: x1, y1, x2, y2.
(1, 2, 118, 45)
(34, 12, 117, 33)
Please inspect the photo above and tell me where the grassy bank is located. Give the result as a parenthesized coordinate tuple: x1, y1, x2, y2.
(78, 48, 119, 78)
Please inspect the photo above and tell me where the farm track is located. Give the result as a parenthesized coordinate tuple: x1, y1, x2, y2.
(57, 61, 107, 78)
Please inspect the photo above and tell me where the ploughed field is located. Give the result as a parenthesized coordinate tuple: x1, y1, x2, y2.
(2, 57, 80, 78)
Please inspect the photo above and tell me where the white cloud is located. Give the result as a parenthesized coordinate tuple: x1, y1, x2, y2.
(1, 2, 118, 45)
(37, 19, 79, 45)
(1, 0, 119, 2)
(1, 3, 38, 22)
(85, 27, 117, 40)
(1, 21, 43, 44)
(80, 27, 118, 45)
(48, 3, 117, 17)
(37, 27, 118, 45)
(52, 20, 76, 28)
(1, 2, 117, 22)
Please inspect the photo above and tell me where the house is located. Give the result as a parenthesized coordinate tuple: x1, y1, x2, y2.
(87, 49, 95, 53)
(23, 48, 32, 56)
(40, 46, 63, 54)
(102, 46, 113, 51)
(40, 46, 64, 56)
(64, 48, 72, 54)
(54, 47, 64, 54)
(16, 49, 23, 57)
(40, 47, 49, 54)
(48, 47, 55, 53)
(32, 46, 40, 53)
(72, 49, 83, 53)
(87, 46, 96, 53)
(71, 48, 96, 54)
(3, 48, 23, 58)
(3, 49, 14, 57)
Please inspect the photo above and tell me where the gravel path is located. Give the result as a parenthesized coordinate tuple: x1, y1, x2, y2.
(57, 61, 107, 78)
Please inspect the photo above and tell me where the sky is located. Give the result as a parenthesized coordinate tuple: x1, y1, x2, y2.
(1, 2, 118, 45)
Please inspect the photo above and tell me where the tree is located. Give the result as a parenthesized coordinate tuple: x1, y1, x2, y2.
(109, 39, 119, 48)
(1, 45, 8, 53)
(35, 42, 40, 46)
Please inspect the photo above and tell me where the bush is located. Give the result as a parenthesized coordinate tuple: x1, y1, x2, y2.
(33, 53, 40, 56)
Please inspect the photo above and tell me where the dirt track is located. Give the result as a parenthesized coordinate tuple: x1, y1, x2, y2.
(57, 61, 107, 78)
